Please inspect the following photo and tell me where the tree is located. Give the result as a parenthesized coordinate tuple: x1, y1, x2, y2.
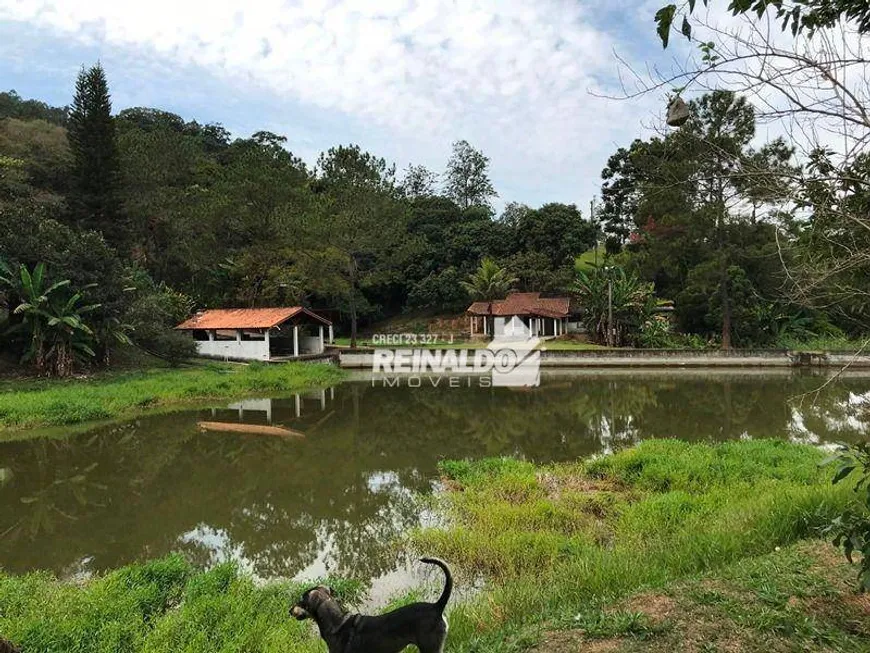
(636, 3, 870, 333)
(516, 203, 596, 266)
(67, 63, 122, 247)
(461, 258, 517, 301)
(400, 164, 438, 199)
(599, 91, 797, 347)
(8, 263, 101, 376)
(573, 266, 658, 346)
(308, 145, 408, 347)
(10, 263, 68, 372)
(444, 140, 497, 210)
(0, 118, 71, 200)
(0, 90, 67, 125)
(655, 0, 870, 48)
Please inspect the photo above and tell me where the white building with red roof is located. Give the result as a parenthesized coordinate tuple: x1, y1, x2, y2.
(176, 307, 333, 361)
(466, 292, 578, 338)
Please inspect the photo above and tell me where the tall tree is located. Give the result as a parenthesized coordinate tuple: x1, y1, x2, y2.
(444, 140, 497, 210)
(67, 63, 122, 247)
(308, 145, 409, 347)
(640, 1, 870, 333)
(516, 203, 596, 267)
(600, 92, 796, 348)
(400, 164, 438, 199)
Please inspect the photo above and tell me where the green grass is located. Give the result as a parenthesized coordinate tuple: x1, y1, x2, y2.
(0, 556, 365, 653)
(410, 439, 861, 649)
(778, 335, 870, 352)
(0, 362, 346, 433)
(539, 340, 609, 351)
(1, 440, 864, 652)
(521, 540, 870, 652)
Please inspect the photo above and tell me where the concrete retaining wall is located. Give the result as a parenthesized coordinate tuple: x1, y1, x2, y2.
(337, 347, 870, 369)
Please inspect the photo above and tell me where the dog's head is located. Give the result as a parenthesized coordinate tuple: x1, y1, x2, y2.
(290, 585, 335, 621)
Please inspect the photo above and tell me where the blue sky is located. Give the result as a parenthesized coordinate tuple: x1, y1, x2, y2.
(0, 0, 679, 212)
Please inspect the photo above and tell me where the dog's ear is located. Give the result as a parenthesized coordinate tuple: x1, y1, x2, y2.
(325, 585, 335, 596)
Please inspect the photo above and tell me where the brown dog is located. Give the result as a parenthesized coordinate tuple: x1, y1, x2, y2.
(290, 557, 452, 653)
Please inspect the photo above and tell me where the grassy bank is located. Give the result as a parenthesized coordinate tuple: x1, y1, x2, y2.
(1, 540, 865, 653)
(0, 440, 864, 652)
(0, 362, 346, 433)
(411, 439, 862, 650)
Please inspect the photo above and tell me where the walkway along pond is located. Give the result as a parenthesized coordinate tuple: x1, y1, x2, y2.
(1, 369, 868, 605)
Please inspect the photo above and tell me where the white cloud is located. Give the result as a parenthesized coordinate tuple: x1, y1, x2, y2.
(0, 0, 668, 207)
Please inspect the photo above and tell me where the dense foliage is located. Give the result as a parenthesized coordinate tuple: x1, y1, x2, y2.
(0, 67, 598, 367)
(825, 442, 870, 591)
(598, 90, 863, 346)
(1, 61, 867, 370)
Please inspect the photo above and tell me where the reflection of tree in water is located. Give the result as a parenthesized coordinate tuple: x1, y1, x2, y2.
(2, 372, 868, 580)
(0, 438, 108, 545)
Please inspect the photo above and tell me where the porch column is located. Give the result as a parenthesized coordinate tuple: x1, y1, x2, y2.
(319, 325, 324, 353)
(470, 316, 475, 336)
(235, 329, 242, 344)
(265, 329, 271, 359)
(293, 325, 299, 357)
(207, 330, 214, 341)
(328, 324, 334, 344)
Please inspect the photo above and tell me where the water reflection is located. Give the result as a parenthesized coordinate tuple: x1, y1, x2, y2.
(1, 370, 868, 586)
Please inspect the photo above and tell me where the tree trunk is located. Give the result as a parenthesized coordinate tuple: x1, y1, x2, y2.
(31, 327, 45, 374)
(720, 261, 732, 350)
(348, 257, 358, 348)
(716, 177, 732, 350)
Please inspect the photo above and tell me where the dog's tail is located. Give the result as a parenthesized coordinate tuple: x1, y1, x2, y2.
(420, 557, 453, 613)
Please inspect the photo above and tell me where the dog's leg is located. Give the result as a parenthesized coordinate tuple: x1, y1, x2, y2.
(418, 637, 446, 653)
(418, 621, 447, 653)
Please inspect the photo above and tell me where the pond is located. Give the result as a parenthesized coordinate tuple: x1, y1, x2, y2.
(1, 369, 868, 603)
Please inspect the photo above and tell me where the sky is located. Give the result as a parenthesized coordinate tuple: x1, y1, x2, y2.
(0, 0, 686, 212)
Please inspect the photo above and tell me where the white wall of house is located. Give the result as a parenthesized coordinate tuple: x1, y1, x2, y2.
(195, 339, 270, 362)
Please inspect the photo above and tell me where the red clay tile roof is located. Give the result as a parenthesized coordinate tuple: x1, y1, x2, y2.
(176, 307, 331, 330)
(466, 293, 571, 318)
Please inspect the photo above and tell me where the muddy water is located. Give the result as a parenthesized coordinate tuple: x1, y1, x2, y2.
(1, 369, 868, 602)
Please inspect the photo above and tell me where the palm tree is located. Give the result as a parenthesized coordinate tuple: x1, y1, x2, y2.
(461, 258, 517, 301)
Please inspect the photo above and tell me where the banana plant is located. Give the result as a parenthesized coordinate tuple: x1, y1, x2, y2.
(11, 263, 71, 373)
(43, 290, 101, 377)
(10, 263, 100, 376)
